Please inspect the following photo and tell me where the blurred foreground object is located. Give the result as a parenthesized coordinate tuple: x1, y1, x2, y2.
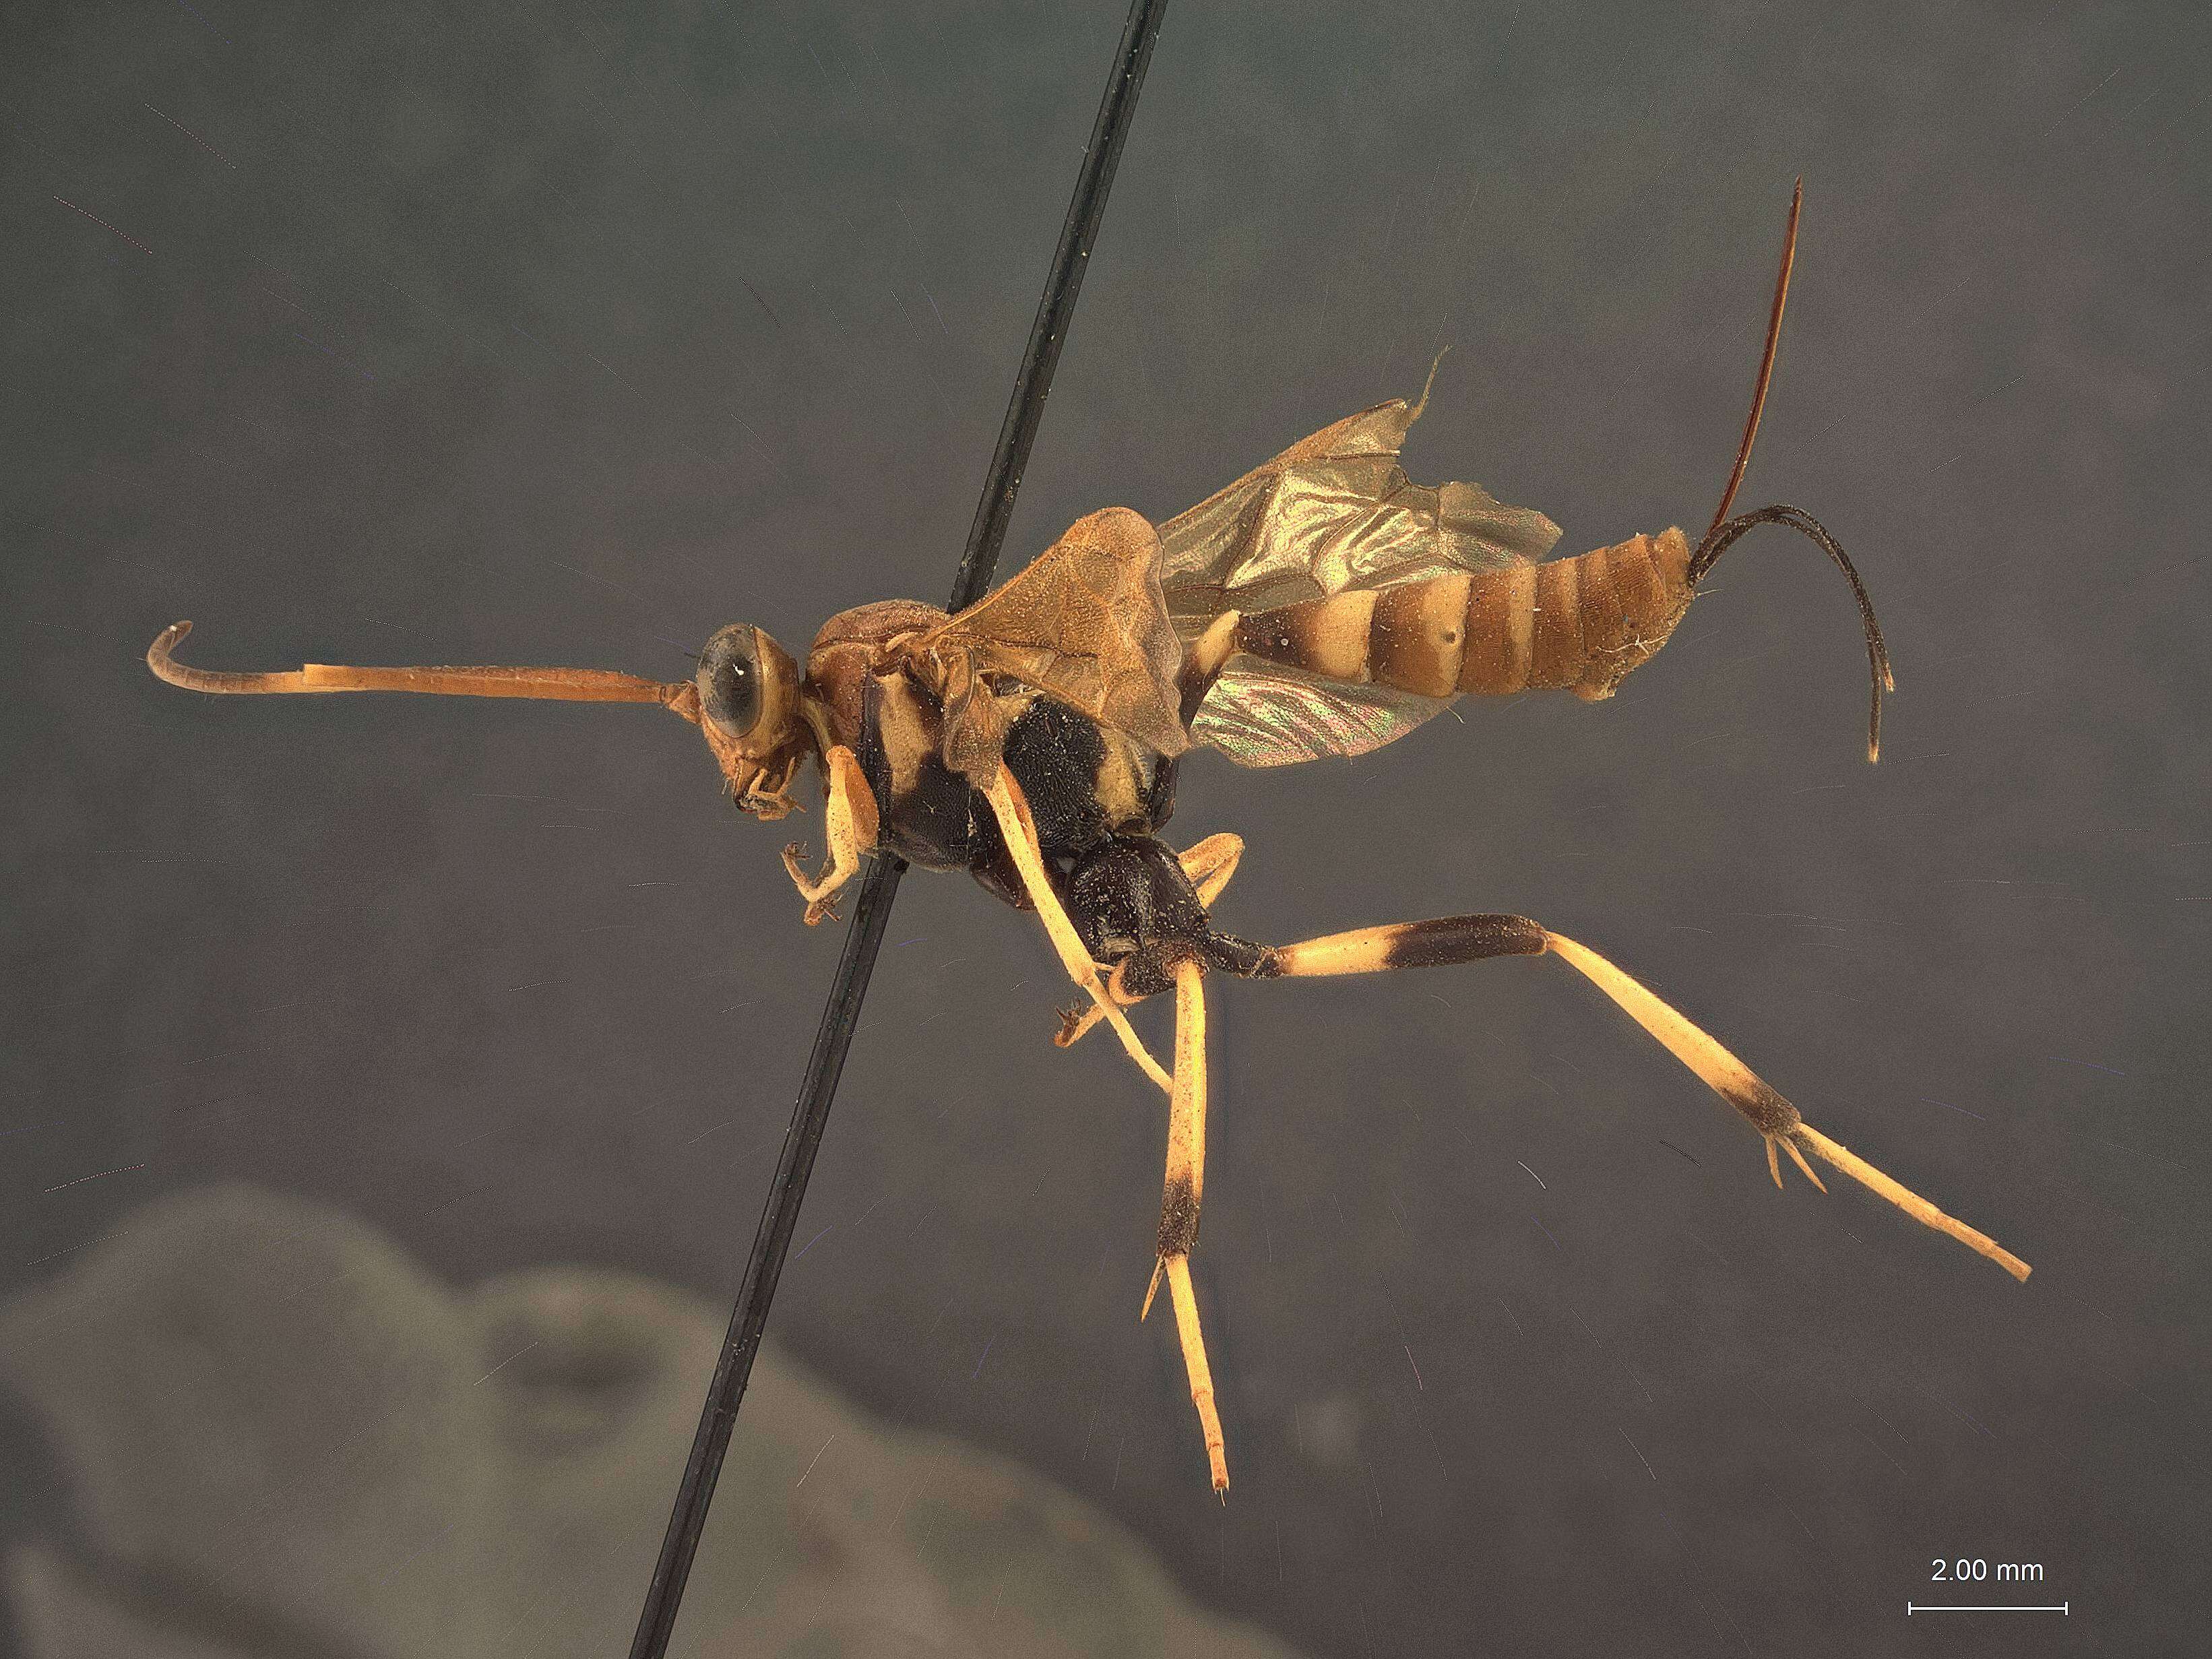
(1, 1187, 1302, 1659)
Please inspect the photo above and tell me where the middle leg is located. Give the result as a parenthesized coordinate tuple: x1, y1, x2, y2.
(1146, 958, 1228, 1495)
(981, 765, 1172, 1092)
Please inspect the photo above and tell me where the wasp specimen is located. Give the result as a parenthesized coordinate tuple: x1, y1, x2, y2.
(148, 186, 2027, 1497)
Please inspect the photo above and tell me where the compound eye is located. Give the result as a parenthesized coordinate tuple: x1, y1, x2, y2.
(698, 625, 762, 737)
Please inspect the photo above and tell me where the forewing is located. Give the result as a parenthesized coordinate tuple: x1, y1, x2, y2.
(929, 506, 1189, 757)
(1190, 657, 1455, 768)
(1156, 371, 1562, 630)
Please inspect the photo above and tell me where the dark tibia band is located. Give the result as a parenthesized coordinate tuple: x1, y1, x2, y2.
(1255, 913, 1547, 978)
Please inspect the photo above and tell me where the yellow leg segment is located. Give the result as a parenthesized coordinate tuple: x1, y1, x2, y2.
(1179, 832, 1244, 907)
(1141, 960, 1228, 1495)
(1257, 908, 2029, 1282)
(1542, 930, 2029, 1282)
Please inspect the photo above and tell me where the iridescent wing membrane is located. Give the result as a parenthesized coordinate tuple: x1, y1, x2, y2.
(918, 367, 1559, 772)
(1157, 372, 1559, 767)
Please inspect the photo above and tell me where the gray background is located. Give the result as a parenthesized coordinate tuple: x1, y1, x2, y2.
(5, 0, 2207, 1654)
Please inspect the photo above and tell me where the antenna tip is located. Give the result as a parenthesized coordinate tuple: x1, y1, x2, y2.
(148, 621, 193, 670)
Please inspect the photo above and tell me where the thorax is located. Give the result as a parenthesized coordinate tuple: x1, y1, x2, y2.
(802, 602, 1175, 898)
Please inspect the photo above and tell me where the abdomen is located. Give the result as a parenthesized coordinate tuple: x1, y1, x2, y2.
(1230, 528, 1697, 705)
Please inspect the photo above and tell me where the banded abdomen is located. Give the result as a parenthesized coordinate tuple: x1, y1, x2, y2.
(1230, 528, 1695, 705)
(1224, 188, 1891, 759)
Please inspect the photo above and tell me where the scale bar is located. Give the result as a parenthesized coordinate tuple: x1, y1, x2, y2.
(1908, 1602, 2068, 1615)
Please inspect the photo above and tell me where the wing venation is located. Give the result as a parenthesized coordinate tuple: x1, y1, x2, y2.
(1189, 656, 1455, 769)
(924, 505, 1189, 761)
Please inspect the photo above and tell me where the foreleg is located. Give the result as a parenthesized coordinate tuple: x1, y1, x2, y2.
(1259, 914, 2031, 1282)
(780, 746, 879, 925)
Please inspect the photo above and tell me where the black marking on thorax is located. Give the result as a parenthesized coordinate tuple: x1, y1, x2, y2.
(852, 674, 978, 872)
(852, 674, 1175, 907)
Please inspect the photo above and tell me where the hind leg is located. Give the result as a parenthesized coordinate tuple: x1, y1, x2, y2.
(1255, 912, 2029, 1282)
